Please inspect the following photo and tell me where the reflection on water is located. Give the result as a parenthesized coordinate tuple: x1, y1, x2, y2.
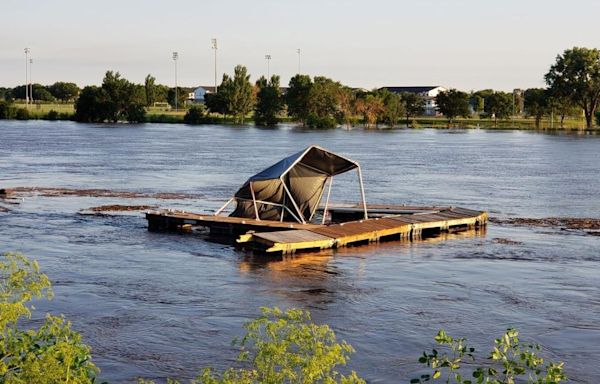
(1, 121, 600, 383)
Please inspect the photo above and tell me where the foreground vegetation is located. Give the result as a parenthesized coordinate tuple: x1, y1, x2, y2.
(2, 46, 600, 129)
(1, 252, 566, 383)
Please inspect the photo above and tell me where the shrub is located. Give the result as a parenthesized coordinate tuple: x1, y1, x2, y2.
(184, 105, 206, 124)
(0, 252, 99, 383)
(125, 103, 147, 123)
(411, 329, 566, 384)
(46, 110, 59, 120)
(0, 101, 14, 119)
(14, 107, 30, 120)
(306, 113, 337, 129)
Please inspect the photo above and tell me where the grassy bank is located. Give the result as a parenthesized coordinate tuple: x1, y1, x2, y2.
(1, 102, 594, 130)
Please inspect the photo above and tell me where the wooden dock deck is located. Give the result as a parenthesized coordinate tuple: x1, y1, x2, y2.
(146, 206, 487, 254)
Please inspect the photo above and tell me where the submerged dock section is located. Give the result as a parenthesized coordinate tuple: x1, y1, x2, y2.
(146, 206, 487, 254)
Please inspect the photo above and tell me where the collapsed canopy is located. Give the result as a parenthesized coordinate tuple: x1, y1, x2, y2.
(230, 145, 359, 222)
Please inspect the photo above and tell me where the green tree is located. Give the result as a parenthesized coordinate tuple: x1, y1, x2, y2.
(545, 47, 600, 128)
(144, 74, 157, 106)
(184, 104, 206, 124)
(469, 94, 484, 115)
(255, 75, 284, 126)
(75, 71, 146, 123)
(0, 252, 98, 383)
(305, 76, 344, 128)
(205, 74, 233, 117)
(227, 65, 255, 124)
(401, 92, 425, 126)
(47, 82, 80, 102)
(355, 92, 385, 128)
(435, 89, 470, 124)
(524, 88, 548, 128)
(286, 74, 313, 125)
(197, 307, 365, 384)
(378, 89, 405, 127)
(412, 329, 565, 384)
(168, 87, 189, 110)
(484, 91, 513, 126)
(547, 92, 580, 128)
(74, 86, 107, 122)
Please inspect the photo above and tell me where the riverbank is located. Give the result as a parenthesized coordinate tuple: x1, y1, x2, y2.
(0, 102, 595, 130)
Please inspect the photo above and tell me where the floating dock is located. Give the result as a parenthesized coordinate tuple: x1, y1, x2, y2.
(146, 205, 487, 254)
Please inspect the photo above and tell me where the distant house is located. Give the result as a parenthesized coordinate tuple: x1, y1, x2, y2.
(188, 86, 216, 103)
(381, 86, 447, 116)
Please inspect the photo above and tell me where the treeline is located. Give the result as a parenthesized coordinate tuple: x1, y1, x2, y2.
(203, 66, 427, 128)
(2, 46, 600, 128)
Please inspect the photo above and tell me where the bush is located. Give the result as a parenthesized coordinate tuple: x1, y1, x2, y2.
(0, 253, 99, 383)
(14, 107, 30, 120)
(125, 103, 146, 123)
(45, 110, 59, 120)
(194, 307, 364, 384)
(0, 101, 14, 119)
(184, 105, 206, 124)
(412, 329, 565, 384)
(306, 113, 337, 129)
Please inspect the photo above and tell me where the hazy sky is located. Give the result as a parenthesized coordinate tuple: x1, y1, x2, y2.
(2, 0, 600, 90)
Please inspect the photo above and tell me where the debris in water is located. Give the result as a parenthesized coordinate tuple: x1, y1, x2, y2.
(80, 204, 158, 215)
(5, 187, 202, 200)
(491, 217, 600, 233)
(492, 237, 523, 245)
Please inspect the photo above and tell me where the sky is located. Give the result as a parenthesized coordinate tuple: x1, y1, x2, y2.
(2, 0, 600, 91)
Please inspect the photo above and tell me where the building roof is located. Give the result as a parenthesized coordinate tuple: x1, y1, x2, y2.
(381, 86, 443, 94)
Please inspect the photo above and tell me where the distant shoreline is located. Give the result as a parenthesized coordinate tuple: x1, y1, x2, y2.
(0, 102, 595, 130)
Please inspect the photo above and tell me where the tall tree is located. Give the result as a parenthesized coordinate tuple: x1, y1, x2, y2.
(48, 82, 80, 101)
(144, 75, 156, 107)
(401, 92, 425, 126)
(206, 74, 233, 117)
(286, 74, 313, 126)
(355, 93, 385, 128)
(254, 75, 284, 126)
(484, 91, 513, 126)
(227, 65, 255, 124)
(435, 89, 470, 124)
(378, 89, 405, 127)
(523, 88, 548, 128)
(545, 47, 600, 128)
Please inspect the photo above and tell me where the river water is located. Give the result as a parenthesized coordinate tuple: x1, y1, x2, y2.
(1, 120, 599, 383)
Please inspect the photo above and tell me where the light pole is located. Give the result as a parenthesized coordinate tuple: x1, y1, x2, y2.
(172, 51, 179, 111)
(29, 58, 33, 104)
(297, 48, 301, 74)
(265, 54, 271, 79)
(24, 48, 30, 105)
(211, 38, 218, 92)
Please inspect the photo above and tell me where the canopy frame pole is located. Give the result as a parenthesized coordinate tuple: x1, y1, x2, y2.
(357, 166, 368, 220)
(280, 176, 306, 224)
(215, 197, 234, 216)
(309, 176, 329, 222)
(280, 193, 286, 222)
(321, 176, 333, 224)
(249, 182, 260, 221)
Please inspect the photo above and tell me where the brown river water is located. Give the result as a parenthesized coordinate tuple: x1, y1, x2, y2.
(1, 121, 599, 383)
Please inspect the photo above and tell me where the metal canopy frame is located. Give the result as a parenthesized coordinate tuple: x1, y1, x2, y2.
(215, 145, 368, 223)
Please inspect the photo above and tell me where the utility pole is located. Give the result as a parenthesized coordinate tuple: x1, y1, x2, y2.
(24, 48, 30, 105)
(211, 38, 218, 92)
(297, 48, 301, 74)
(172, 51, 179, 111)
(29, 58, 33, 104)
(265, 54, 271, 79)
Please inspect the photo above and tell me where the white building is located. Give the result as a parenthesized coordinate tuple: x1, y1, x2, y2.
(188, 86, 216, 103)
(381, 86, 447, 116)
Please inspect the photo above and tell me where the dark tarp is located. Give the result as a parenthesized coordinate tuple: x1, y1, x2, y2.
(230, 146, 358, 221)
